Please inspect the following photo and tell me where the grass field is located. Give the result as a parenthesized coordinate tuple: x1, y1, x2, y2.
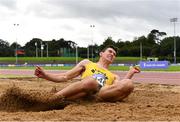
(0, 56, 143, 63)
(1, 57, 180, 71)
(1, 65, 180, 71)
(0, 57, 83, 62)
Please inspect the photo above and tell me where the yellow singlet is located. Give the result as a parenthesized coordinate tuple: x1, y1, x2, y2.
(81, 61, 115, 86)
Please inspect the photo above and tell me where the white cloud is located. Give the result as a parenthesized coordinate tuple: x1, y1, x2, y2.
(0, 0, 179, 47)
(0, 0, 17, 9)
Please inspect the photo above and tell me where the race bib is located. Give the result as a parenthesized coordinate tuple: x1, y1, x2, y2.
(92, 74, 106, 87)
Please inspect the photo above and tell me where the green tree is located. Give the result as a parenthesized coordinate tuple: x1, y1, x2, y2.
(24, 38, 43, 56)
(160, 36, 180, 62)
(10, 42, 22, 57)
(100, 37, 116, 50)
(0, 39, 10, 56)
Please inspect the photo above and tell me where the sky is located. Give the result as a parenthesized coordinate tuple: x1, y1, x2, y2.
(0, 0, 179, 47)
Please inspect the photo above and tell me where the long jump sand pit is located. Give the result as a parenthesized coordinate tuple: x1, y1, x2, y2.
(0, 77, 180, 121)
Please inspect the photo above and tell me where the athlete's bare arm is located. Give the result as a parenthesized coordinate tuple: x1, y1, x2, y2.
(113, 66, 141, 83)
(34, 59, 90, 82)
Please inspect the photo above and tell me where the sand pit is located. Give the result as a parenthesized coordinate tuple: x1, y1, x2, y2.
(0, 78, 180, 121)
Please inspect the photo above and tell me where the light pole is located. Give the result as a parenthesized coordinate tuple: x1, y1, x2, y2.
(170, 17, 178, 64)
(41, 41, 44, 57)
(140, 42, 142, 61)
(14, 23, 19, 64)
(46, 42, 49, 57)
(87, 45, 89, 59)
(75, 44, 78, 64)
(90, 25, 95, 61)
(35, 42, 38, 57)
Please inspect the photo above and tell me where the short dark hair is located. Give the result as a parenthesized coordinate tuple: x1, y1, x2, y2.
(101, 45, 118, 53)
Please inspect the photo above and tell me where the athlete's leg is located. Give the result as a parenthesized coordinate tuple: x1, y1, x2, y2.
(96, 79, 134, 102)
(54, 77, 99, 100)
(95, 66, 139, 101)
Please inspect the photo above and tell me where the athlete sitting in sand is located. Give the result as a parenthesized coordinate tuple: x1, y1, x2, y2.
(34, 45, 140, 102)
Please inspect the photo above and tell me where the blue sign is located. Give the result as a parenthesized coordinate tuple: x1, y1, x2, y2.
(140, 61, 169, 69)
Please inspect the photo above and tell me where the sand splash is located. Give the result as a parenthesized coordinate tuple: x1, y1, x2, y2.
(0, 86, 70, 112)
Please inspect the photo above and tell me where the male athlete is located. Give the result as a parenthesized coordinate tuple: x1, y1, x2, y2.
(34, 45, 140, 102)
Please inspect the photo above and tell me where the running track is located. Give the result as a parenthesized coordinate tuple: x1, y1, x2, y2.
(0, 69, 180, 85)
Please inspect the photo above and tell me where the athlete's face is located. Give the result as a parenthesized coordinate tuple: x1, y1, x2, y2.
(100, 48, 116, 63)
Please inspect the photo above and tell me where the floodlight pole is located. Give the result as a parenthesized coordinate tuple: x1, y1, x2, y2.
(170, 18, 178, 64)
(90, 25, 95, 61)
(14, 23, 19, 64)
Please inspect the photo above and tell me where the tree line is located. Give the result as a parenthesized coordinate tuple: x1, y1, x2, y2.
(0, 29, 180, 63)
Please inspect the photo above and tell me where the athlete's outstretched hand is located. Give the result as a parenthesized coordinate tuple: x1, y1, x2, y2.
(129, 66, 141, 74)
(34, 66, 47, 79)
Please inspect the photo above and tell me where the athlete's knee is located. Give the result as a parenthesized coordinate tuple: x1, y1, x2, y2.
(116, 79, 134, 94)
(81, 78, 98, 91)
